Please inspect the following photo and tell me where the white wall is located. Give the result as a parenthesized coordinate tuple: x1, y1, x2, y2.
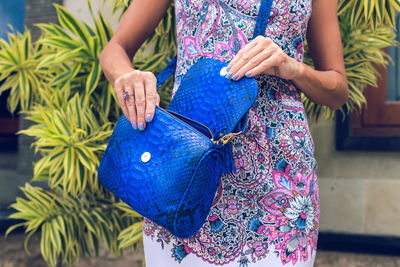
(310, 118, 400, 236)
(63, 0, 120, 31)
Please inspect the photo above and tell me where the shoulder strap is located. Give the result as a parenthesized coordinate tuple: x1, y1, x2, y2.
(156, 0, 274, 89)
(156, 56, 177, 88)
(252, 0, 274, 39)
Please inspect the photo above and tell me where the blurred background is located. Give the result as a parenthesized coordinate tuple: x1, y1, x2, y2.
(0, 0, 400, 266)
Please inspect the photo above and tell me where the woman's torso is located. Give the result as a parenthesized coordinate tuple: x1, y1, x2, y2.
(143, 0, 319, 266)
(171, 0, 313, 96)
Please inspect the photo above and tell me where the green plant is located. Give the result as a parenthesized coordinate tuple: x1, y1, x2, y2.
(1, 0, 399, 266)
(2, 1, 175, 266)
(0, 27, 44, 113)
(302, 7, 398, 120)
(338, 0, 400, 28)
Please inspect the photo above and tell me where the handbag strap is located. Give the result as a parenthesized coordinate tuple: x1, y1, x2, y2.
(253, 0, 274, 38)
(156, 0, 274, 88)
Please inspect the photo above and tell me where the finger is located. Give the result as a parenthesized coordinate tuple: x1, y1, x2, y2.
(227, 38, 258, 70)
(114, 80, 129, 120)
(228, 44, 266, 80)
(124, 84, 138, 129)
(265, 66, 278, 76)
(143, 72, 158, 123)
(245, 55, 281, 77)
(133, 78, 147, 130)
(227, 36, 272, 77)
(232, 48, 274, 81)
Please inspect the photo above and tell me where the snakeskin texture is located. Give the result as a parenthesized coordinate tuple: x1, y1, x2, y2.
(98, 107, 225, 238)
(166, 57, 258, 175)
(167, 57, 258, 138)
(252, 0, 274, 38)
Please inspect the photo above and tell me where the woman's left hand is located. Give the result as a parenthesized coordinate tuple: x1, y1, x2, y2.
(226, 36, 303, 81)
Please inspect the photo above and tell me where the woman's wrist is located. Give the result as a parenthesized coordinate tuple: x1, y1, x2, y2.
(99, 43, 136, 87)
(107, 66, 136, 87)
(290, 58, 306, 81)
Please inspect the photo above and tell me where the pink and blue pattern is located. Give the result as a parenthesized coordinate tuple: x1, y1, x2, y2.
(144, 0, 319, 265)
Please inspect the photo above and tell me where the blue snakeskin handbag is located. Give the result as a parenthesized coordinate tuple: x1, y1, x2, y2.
(98, 0, 273, 239)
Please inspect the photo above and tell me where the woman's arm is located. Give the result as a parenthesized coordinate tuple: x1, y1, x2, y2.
(100, 0, 171, 130)
(225, 0, 349, 110)
(293, 0, 349, 110)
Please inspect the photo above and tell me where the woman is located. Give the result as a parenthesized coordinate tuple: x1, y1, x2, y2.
(100, 0, 349, 266)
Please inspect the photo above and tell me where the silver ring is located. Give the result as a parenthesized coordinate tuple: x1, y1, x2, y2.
(123, 91, 134, 101)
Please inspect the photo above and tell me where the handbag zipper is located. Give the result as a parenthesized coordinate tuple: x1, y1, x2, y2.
(157, 106, 242, 146)
(157, 106, 215, 141)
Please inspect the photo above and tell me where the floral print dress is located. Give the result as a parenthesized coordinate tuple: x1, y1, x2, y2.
(142, 0, 320, 266)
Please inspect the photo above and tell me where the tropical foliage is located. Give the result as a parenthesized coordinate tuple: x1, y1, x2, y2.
(0, 0, 399, 266)
(0, 27, 43, 113)
(338, 0, 400, 28)
(2, 1, 175, 266)
(302, 0, 400, 119)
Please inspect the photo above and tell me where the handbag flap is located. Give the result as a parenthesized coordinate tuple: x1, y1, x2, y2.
(98, 106, 216, 229)
(167, 57, 258, 138)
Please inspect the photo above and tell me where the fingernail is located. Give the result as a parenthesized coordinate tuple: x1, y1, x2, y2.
(226, 65, 231, 72)
(232, 73, 239, 80)
(225, 72, 232, 79)
(245, 71, 251, 77)
(146, 114, 151, 122)
(132, 122, 138, 129)
(138, 122, 144, 131)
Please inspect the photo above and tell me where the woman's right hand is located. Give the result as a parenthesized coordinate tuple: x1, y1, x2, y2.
(114, 69, 160, 130)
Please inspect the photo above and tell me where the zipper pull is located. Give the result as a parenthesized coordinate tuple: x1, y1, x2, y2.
(212, 131, 242, 146)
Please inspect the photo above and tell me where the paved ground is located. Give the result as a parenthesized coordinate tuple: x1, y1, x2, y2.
(1, 232, 400, 267)
(314, 251, 400, 267)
